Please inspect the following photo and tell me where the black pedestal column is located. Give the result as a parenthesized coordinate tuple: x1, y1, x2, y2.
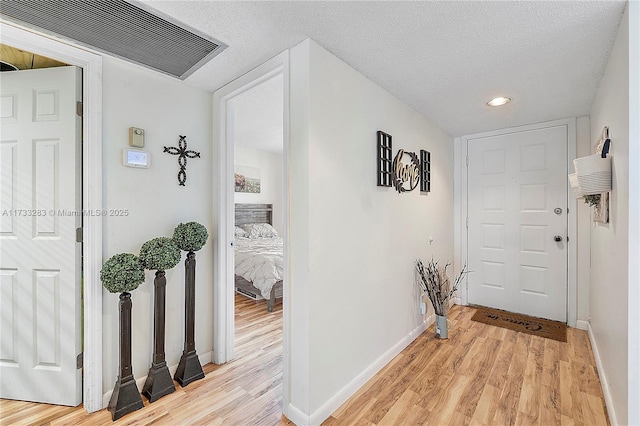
(108, 292, 144, 421)
(142, 271, 176, 402)
(174, 251, 204, 386)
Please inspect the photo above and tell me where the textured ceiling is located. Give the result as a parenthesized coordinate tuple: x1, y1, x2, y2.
(143, 1, 626, 137)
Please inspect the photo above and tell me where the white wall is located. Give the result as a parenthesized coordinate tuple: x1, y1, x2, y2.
(627, 3, 640, 425)
(588, 4, 630, 424)
(289, 39, 454, 422)
(575, 115, 591, 326)
(101, 56, 213, 396)
(234, 145, 284, 234)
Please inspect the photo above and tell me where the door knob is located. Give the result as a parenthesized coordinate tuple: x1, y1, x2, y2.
(554, 235, 563, 242)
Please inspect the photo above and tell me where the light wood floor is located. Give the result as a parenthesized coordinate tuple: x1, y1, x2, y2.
(324, 306, 609, 426)
(0, 294, 284, 425)
(0, 304, 608, 426)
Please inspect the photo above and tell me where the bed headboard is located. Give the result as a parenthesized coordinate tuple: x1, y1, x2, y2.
(235, 203, 273, 226)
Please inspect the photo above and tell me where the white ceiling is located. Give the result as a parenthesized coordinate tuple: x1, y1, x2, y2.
(144, 0, 626, 138)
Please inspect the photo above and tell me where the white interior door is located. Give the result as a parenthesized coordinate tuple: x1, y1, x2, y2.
(467, 125, 568, 322)
(0, 66, 82, 405)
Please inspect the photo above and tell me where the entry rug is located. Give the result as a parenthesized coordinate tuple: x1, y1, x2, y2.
(471, 306, 567, 342)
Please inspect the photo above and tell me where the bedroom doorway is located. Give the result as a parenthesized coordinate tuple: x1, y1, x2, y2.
(231, 73, 284, 372)
(212, 51, 290, 414)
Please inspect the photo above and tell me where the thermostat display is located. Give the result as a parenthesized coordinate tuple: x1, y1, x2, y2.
(123, 148, 149, 168)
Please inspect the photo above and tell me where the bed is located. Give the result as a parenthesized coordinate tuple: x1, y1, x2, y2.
(234, 203, 283, 312)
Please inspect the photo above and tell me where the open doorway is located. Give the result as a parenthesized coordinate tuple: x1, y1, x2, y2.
(231, 73, 284, 367)
(212, 51, 290, 416)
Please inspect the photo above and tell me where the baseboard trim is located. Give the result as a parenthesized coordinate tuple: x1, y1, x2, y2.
(307, 316, 433, 425)
(575, 320, 589, 331)
(102, 350, 213, 408)
(285, 402, 311, 426)
(587, 325, 618, 426)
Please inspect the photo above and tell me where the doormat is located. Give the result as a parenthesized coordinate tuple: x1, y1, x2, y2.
(471, 306, 567, 342)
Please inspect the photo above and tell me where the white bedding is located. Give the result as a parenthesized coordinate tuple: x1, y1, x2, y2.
(234, 236, 283, 299)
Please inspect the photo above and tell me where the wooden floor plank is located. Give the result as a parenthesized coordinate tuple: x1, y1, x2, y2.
(572, 362, 605, 398)
(454, 337, 501, 419)
(515, 336, 544, 425)
(423, 373, 472, 425)
(539, 384, 561, 426)
(491, 325, 530, 426)
(559, 360, 574, 418)
(470, 384, 501, 425)
(376, 389, 420, 425)
(331, 382, 379, 422)
(486, 328, 518, 390)
(569, 364, 587, 425)
(581, 392, 609, 426)
(332, 398, 379, 426)
(0, 305, 608, 426)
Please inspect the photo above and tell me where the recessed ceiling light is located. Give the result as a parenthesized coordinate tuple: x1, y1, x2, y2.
(487, 96, 512, 107)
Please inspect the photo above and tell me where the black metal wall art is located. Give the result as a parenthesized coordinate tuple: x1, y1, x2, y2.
(377, 131, 393, 187)
(420, 150, 431, 192)
(376, 130, 431, 194)
(392, 149, 420, 193)
(164, 135, 200, 186)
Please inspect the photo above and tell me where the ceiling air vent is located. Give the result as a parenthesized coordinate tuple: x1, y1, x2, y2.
(0, 0, 227, 79)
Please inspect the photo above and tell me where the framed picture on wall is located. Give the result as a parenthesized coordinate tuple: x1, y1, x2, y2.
(234, 165, 261, 193)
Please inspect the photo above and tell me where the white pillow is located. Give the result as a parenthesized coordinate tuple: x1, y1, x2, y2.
(234, 226, 248, 238)
(241, 223, 279, 238)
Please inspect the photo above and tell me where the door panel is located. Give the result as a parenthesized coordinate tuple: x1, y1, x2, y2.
(0, 66, 82, 406)
(468, 125, 568, 322)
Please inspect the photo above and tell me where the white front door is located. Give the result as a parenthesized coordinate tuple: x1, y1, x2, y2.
(467, 125, 568, 322)
(0, 66, 82, 405)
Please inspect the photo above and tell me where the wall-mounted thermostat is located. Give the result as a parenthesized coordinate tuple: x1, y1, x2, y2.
(123, 148, 150, 168)
(129, 127, 145, 148)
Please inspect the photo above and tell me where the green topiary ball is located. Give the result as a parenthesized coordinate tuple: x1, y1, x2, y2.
(173, 221, 208, 252)
(100, 253, 145, 293)
(139, 237, 181, 271)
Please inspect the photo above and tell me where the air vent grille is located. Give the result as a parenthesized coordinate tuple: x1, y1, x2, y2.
(0, 0, 226, 79)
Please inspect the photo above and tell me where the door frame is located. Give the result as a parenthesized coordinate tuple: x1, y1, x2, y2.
(212, 49, 290, 405)
(1, 20, 104, 412)
(456, 118, 577, 326)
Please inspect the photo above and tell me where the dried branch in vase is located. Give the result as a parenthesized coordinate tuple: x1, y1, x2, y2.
(416, 258, 467, 317)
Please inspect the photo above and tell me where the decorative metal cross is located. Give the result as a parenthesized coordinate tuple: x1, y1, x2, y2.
(164, 135, 201, 186)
